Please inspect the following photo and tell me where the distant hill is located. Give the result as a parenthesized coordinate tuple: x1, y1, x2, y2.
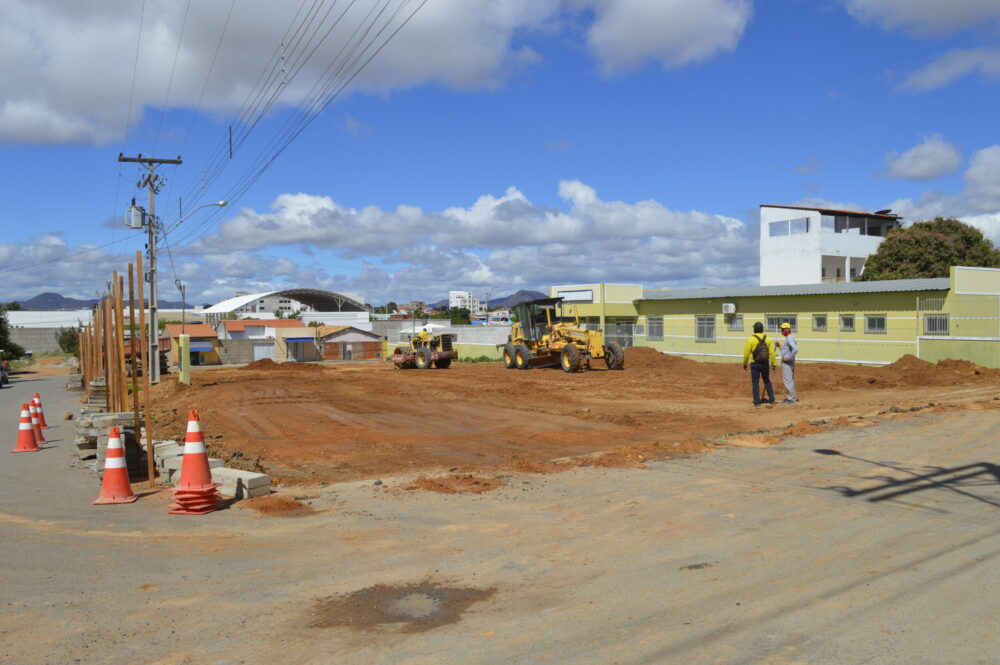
(11, 292, 190, 310)
(423, 290, 546, 311)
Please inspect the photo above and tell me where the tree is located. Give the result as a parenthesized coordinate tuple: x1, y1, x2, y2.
(4, 301, 22, 311)
(0, 306, 25, 361)
(55, 327, 80, 356)
(385, 301, 398, 314)
(860, 218, 1000, 281)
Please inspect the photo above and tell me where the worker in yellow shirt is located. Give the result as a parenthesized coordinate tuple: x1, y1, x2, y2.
(742, 321, 777, 406)
(417, 328, 429, 343)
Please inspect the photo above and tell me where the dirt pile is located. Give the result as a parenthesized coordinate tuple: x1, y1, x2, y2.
(406, 474, 506, 494)
(783, 420, 829, 436)
(241, 358, 277, 371)
(240, 359, 325, 372)
(624, 346, 699, 370)
(238, 495, 314, 515)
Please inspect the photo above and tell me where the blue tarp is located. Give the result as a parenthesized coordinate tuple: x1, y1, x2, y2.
(189, 342, 214, 352)
(286, 337, 314, 343)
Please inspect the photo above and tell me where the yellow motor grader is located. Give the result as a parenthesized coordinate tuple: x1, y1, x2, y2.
(391, 331, 458, 369)
(497, 297, 624, 372)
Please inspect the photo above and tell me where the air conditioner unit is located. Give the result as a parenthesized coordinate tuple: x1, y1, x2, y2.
(722, 303, 736, 314)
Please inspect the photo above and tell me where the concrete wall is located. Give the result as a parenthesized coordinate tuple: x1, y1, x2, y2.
(10, 327, 64, 353)
(218, 339, 256, 365)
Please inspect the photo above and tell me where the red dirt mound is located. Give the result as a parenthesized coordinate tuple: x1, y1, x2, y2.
(936, 358, 991, 375)
(884, 354, 933, 372)
(241, 358, 277, 371)
(407, 474, 506, 494)
(238, 495, 314, 515)
(783, 420, 829, 436)
(624, 346, 700, 370)
(276, 361, 324, 372)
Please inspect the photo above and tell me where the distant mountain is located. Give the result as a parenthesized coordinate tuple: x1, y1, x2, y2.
(13, 292, 190, 311)
(492, 289, 545, 308)
(423, 289, 546, 311)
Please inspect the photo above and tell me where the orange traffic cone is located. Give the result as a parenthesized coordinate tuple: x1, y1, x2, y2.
(29, 404, 46, 446)
(32, 393, 49, 429)
(11, 404, 40, 453)
(168, 410, 221, 515)
(93, 427, 137, 505)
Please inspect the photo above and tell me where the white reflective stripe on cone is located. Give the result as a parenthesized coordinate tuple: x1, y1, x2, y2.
(187, 420, 201, 433)
(107, 440, 123, 450)
(19, 422, 32, 430)
(184, 441, 206, 454)
(105, 457, 127, 469)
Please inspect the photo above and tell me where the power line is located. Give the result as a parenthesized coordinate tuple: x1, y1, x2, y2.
(171, 0, 427, 247)
(153, 0, 193, 154)
(0, 232, 146, 276)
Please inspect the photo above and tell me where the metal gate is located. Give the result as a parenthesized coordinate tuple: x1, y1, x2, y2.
(252, 343, 274, 361)
(605, 321, 634, 348)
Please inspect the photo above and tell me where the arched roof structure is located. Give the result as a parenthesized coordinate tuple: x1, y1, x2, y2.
(200, 288, 367, 314)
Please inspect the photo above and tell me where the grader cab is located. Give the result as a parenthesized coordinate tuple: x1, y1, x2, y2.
(497, 297, 624, 372)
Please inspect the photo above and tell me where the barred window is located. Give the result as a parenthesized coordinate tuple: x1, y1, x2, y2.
(766, 315, 797, 332)
(813, 314, 827, 331)
(695, 316, 716, 342)
(865, 314, 887, 334)
(840, 314, 855, 332)
(727, 314, 744, 332)
(924, 314, 949, 335)
(646, 317, 664, 341)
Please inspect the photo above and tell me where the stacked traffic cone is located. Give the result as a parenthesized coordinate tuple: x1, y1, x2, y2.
(29, 404, 46, 446)
(93, 427, 137, 505)
(168, 410, 221, 515)
(11, 404, 40, 453)
(32, 393, 49, 429)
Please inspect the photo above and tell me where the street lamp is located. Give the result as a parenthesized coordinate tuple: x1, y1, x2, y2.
(162, 200, 228, 237)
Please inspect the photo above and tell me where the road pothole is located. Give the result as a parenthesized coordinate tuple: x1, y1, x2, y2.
(310, 581, 496, 632)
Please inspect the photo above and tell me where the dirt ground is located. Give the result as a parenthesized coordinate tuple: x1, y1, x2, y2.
(148, 349, 1000, 485)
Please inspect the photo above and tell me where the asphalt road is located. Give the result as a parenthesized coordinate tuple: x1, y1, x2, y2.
(1, 375, 998, 665)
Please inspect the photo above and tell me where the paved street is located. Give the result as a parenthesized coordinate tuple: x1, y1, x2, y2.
(1, 375, 998, 665)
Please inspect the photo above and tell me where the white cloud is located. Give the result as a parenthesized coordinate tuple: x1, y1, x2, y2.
(882, 190, 964, 221)
(964, 145, 1000, 212)
(898, 48, 1000, 93)
(844, 0, 1000, 36)
(0, 0, 753, 145)
(885, 134, 962, 181)
(581, 0, 752, 75)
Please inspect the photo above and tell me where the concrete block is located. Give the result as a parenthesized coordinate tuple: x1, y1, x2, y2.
(211, 467, 270, 489)
(77, 448, 97, 460)
(218, 482, 270, 499)
(163, 456, 223, 471)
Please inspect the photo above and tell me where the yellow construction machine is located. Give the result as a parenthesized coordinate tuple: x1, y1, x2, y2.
(497, 297, 624, 372)
(391, 331, 458, 369)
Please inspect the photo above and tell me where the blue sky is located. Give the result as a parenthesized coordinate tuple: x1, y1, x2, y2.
(1, 0, 999, 306)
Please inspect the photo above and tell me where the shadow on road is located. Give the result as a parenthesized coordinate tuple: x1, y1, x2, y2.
(813, 448, 1000, 508)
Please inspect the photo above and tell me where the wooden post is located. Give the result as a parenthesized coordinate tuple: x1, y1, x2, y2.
(136, 251, 156, 487)
(103, 296, 114, 412)
(128, 264, 143, 481)
(115, 275, 128, 412)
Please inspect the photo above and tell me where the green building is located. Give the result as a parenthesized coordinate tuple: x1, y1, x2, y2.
(549, 266, 1000, 368)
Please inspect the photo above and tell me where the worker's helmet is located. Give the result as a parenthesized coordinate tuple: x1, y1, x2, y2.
(780, 322, 791, 330)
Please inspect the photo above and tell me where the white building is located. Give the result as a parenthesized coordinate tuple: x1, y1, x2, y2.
(759, 204, 902, 286)
(232, 291, 312, 316)
(448, 290, 483, 314)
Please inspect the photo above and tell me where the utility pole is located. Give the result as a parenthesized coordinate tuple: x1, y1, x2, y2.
(118, 153, 182, 384)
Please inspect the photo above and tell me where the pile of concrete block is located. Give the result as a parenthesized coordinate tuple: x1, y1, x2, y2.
(151, 440, 271, 499)
(74, 410, 145, 476)
(66, 373, 84, 390)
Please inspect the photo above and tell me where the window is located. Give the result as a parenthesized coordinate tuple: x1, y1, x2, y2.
(924, 314, 949, 335)
(646, 317, 664, 341)
(696, 316, 716, 342)
(789, 218, 809, 234)
(821, 215, 835, 232)
(769, 221, 789, 237)
(727, 314, 744, 332)
(840, 314, 855, 332)
(766, 315, 796, 332)
(813, 314, 827, 331)
(865, 314, 887, 334)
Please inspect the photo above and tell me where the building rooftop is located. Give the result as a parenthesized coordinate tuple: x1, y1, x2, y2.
(761, 204, 901, 220)
(162, 323, 217, 338)
(641, 277, 950, 301)
(220, 319, 306, 331)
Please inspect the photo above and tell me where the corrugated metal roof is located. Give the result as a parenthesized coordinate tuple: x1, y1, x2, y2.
(640, 278, 950, 301)
(761, 204, 901, 220)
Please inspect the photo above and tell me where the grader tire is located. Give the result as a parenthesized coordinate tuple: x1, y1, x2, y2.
(515, 345, 536, 370)
(560, 345, 582, 373)
(502, 344, 517, 369)
(605, 341, 625, 370)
